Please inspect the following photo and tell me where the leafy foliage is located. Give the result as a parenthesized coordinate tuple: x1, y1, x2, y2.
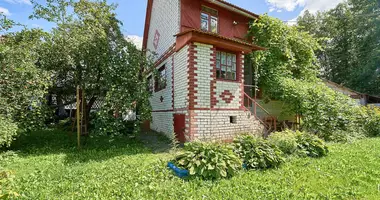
(0, 16, 51, 146)
(0, 116, 18, 148)
(30, 0, 153, 132)
(295, 131, 329, 158)
(174, 142, 242, 180)
(267, 130, 298, 154)
(249, 15, 373, 141)
(233, 135, 284, 170)
(297, 0, 380, 96)
(362, 106, 380, 137)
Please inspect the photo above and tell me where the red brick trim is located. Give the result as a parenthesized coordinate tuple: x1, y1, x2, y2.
(210, 47, 218, 108)
(238, 53, 245, 109)
(188, 43, 198, 110)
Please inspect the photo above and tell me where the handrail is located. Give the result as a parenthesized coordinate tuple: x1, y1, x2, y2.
(244, 93, 272, 116)
(244, 92, 277, 133)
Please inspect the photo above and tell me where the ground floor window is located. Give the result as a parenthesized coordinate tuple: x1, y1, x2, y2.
(216, 51, 237, 81)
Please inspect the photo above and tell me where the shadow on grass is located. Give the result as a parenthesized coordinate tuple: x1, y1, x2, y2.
(7, 128, 152, 164)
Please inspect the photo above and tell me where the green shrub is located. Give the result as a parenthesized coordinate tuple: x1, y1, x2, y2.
(267, 130, 298, 154)
(295, 131, 329, 157)
(174, 142, 242, 180)
(233, 135, 284, 170)
(0, 116, 18, 148)
(363, 106, 380, 137)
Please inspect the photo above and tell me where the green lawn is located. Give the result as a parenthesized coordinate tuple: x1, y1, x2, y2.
(1, 129, 380, 199)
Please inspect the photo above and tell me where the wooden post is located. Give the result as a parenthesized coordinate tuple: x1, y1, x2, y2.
(76, 86, 81, 149)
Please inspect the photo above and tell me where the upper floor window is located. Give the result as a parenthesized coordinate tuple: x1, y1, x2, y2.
(201, 6, 218, 33)
(216, 51, 237, 81)
(155, 65, 166, 92)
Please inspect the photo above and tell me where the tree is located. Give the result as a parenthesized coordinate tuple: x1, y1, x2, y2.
(248, 15, 370, 141)
(297, 0, 380, 96)
(30, 0, 153, 132)
(0, 15, 51, 146)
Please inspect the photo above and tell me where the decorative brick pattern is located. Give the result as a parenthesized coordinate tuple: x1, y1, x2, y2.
(146, 0, 180, 62)
(188, 43, 198, 110)
(193, 43, 213, 109)
(219, 90, 235, 103)
(214, 81, 241, 108)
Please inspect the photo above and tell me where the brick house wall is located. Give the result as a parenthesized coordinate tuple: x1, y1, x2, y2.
(144, 0, 264, 142)
(146, 0, 180, 61)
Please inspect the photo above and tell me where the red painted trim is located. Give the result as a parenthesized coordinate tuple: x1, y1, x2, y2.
(212, 0, 260, 19)
(171, 54, 175, 110)
(154, 44, 176, 68)
(142, 0, 153, 51)
(175, 29, 265, 54)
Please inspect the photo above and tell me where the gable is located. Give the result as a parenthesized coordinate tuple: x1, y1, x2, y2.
(143, 0, 180, 61)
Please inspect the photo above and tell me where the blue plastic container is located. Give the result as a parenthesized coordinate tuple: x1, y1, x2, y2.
(167, 162, 189, 178)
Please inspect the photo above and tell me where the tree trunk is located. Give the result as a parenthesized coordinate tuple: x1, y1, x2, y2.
(85, 96, 97, 133)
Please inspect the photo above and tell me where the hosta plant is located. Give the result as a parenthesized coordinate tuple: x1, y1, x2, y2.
(234, 135, 284, 170)
(174, 142, 242, 180)
(267, 130, 298, 155)
(296, 131, 329, 157)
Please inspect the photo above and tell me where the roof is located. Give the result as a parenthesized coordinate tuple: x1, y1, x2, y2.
(206, 0, 260, 19)
(175, 29, 265, 51)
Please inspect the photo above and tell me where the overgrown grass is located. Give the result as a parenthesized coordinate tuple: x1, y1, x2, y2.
(1, 129, 380, 199)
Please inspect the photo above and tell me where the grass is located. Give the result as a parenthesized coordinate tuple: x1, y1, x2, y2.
(1, 129, 380, 199)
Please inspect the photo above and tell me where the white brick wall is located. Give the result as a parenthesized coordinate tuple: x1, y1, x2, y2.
(149, 56, 173, 111)
(147, 0, 180, 61)
(193, 110, 263, 141)
(151, 111, 174, 138)
(215, 81, 241, 109)
(174, 45, 189, 109)
(194, 43, 213, 108)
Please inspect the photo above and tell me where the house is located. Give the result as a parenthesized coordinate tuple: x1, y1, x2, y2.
(324, 80, 380, 106)
(142, 0, 271, 142)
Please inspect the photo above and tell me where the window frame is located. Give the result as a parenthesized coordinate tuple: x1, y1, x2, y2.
(216, 51, 237, 81)
(200, 6, 218, 33)
(155, 64, 167, 92)
(147, 75, 154, 93)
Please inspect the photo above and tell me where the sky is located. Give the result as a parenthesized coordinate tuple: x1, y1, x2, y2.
(0, 0, 345, 48)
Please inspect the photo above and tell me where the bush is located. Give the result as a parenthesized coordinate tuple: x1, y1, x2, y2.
(363, 106, 380, 137)
(233, 135, 284, 170)
(0, 116, 18, 148)
(91, 112, 135, 136)
(174, 142, 242, 180)
(295, 131, 329, 157)
(267, 130, 298, 154)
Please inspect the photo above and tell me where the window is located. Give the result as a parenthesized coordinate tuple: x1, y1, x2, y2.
(201, 6, 218, 33)
(216, 51, 237, 80)
(230, 116, 237, 124)
(147, 75, 154, 93)
(155, 65, 166, 92)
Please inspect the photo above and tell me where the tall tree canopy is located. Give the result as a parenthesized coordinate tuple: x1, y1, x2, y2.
(30, 0, 153, 130)
(248, 15, 377, 141)
(0, 16, 51, 146)
(297, 0, 380, 96)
